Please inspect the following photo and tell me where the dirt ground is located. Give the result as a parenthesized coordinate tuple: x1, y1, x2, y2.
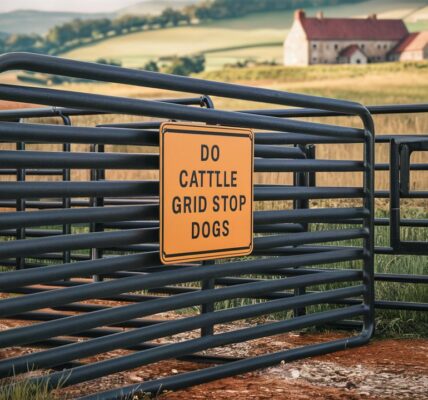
(51, 332, 428, 399)
(0, 302, 427, 400)
(46, 331, 427, 400)
(159, 336, 428, 400)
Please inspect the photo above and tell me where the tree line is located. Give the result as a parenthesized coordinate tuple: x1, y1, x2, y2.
(0, 0, 362, 56)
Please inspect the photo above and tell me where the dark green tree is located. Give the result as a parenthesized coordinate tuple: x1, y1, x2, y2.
(165, 54, 205, 76)
(143, 60, 160, 72)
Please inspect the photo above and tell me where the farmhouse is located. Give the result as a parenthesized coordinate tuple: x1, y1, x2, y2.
(284, 10, 428, 65)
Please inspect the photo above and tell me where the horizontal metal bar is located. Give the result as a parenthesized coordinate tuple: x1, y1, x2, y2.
(254, 207, 369, 224)
(0, 228, 62, 237)
(103, 221, 158, 229)
(374, 300, 428, 311)
(0, 251, 363, 346)
(254, 223, 305, 234)
(375, 246, 428, 255)
(0, 205, 158, 230)
(97, 121, 162, 129)
(0, 228, 158, 259)
(0, 253, 160, 289)
(0, 199, 157, 209)
(374, 273, 428, 284)
(0, 169, 64, 176)
(0, 97, 208, 120)
(0, 181, 158, 199)
(375, 163, 428, 171)
(0, 121, 158, 146)
(254, 145, 305, 159)
(375, 134, 428, 144)
(255, 159, 365, 172)
(5, 287, 364, 378)
(0, 150, 159, 170)
(241, 103, 428, 118)
(255, 132, 362, 144)
(255, 186, 364, 200)
(254, 228, 368, 249)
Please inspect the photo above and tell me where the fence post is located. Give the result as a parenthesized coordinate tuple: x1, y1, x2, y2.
(57, 111, 72, 266)
(390, 140, 401, 250)
(292, 144, 309, 317)
(201, 260, 215, 337)
(91, 143, 105, 282)
(15, 132, 26, 270)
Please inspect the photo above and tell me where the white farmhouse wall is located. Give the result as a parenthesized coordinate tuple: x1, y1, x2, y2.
(397, 45, 428, 61)
(284, 20, 309, 66)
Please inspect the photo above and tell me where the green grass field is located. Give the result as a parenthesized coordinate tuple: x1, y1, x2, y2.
(62, 0, 428, 71)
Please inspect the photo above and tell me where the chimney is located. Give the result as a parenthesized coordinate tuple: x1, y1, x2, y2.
(316, 11, 324, 19)
(368, 14, 377, 19)
(294, 9, 305, 21)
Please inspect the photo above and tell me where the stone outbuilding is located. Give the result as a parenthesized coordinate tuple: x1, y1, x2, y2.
(284, 10, 427, 66)
(338, 44, 368, 64)
(389, 31, 428, 61)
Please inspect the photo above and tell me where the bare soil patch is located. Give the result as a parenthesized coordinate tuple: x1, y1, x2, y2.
(1, 311, 426, 399)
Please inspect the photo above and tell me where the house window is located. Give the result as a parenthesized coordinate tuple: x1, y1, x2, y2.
(377, 44, 381, 49)
(312, 43, 317, 49)
(356, 59, 361, 64)
(384, 44, 387, 49)
(312, 57, 317, 62)
(361, 44, 365, 49)
(334, 44, 338, 50)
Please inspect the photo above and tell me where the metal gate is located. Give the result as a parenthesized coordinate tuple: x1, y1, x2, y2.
(250, 105, 427, 315)
(0, 52, 379, 399)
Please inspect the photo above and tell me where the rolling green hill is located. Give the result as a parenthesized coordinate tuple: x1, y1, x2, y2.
(0, 10, 112, 35)
(62, 0, 428, 71)
(118, 0, 200, 16)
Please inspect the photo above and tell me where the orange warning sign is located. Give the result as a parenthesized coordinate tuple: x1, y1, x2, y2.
(160, 122, 254, 264)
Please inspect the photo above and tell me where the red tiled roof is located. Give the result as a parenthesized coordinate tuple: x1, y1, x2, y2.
(339, 44, 366, 58)
(298, 14, 408, 41)
(390, 31, 428, 53)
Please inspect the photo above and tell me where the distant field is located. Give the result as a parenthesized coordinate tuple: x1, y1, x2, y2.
(63, 26, 285, 70)
(62, 0, 428, 71)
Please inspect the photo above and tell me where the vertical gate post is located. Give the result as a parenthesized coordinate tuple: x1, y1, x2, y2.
(15, 134, 26, 270)
(58, 111, 72, 266)
(91, 143, 105, 282)
(390, 139, 401, 251)
(201, 260, 215, 337)
(292, 144, 309, 317)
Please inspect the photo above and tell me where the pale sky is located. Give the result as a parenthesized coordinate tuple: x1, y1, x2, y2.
(0, 0, 142, 13)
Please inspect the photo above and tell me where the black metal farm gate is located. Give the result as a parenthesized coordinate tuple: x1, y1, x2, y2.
(0, 52, 425, 399)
